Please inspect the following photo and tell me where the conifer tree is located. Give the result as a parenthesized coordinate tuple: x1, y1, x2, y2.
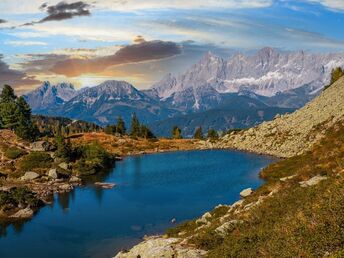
(207, 128, 219, 141)
(194, 127, 203, 139)
(130, 113, 141, 138)
(172, 126, 182, 139)
(116, 116, 126, 135)
(140, 125, 155, 139)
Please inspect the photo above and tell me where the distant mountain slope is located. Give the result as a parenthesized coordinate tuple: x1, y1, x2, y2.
(149, 94, 294, 137)
(50, 80, 178, 126)
(148, 48, 344, 112)
(217, 76, 344, 157)
(24, 81, 77, 112)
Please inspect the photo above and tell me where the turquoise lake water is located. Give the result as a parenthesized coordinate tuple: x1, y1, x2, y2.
(0, 150, 276, 258)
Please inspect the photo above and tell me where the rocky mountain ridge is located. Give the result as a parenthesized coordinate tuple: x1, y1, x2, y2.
(148, 47, 344, 112)
(24, 81, 77, 112)
(215, 76, 344, 157)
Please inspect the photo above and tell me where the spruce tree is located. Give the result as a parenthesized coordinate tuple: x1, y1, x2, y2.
(0, 85, 18, 129)
(172, 126, 182, 139)
(194, 127, 203, 139)
(207, 129, 219, 141)
(116, 116, 126, 135)
(0, 85, 16, 103)
(130, 113, 141, 138)
(140, 125, 155, 139)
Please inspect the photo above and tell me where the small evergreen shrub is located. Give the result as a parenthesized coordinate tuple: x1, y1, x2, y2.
(4, 147, 26, 159)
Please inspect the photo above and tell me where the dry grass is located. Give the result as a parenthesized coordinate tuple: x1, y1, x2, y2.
(69, 132, 201, 156)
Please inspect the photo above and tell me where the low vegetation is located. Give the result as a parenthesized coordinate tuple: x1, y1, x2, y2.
(17, 152, 53, 173)
(4, 147, 26, 160)
(0, 187, 42, 212)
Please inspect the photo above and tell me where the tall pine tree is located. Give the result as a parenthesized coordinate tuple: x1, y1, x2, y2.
(130, 113, 141, 138)
(116, 116, 126, 135)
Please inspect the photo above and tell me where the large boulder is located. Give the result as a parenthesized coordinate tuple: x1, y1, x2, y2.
(21, 172, 40, 181)
(31, 141, 51, 152)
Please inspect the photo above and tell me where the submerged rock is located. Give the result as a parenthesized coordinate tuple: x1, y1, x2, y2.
(94, 182, 116, 189)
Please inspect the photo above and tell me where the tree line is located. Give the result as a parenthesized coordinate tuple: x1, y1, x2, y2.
(104, 113, 155, 139)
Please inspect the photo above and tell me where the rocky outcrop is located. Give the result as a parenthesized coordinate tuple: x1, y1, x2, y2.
(217, 77, 344, 157)
(9, 207, 34, 219)
(114, 236, 207, 258)
(299, 175, 327, 187)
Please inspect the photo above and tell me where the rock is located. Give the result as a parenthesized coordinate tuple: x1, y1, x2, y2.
(21, 172, 40, 181)
(69, 176, 81, 183)
(232, 199, 244, 207)
(114, 236, 207, 258)
(31, 141, 51, 151)
(171, 218, 177, 224)
(280, 174, 297, 182)
(299, 175, 328, 187)
(58, 162, 69, 170)
(59, 184, 73, 191)
(94, 182, 116, 189)
(48, 169, 58, 179)
(196, 212, 212, 224)
(215, 220, 243, 236)
(10, 207, 34, 219)
(240, 188, 253, 198)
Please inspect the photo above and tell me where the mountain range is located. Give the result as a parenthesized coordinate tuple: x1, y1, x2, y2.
(24, 47, 344, 137)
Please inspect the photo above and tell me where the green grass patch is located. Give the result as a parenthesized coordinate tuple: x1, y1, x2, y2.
(16, 152, 53, 172)
(4, 147, 26, 160)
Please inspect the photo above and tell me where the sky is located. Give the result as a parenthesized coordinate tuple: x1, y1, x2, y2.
(0, 0, 344, 94)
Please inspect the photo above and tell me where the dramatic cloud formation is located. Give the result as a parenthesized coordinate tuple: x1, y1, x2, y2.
(50, 40, 182, 77)
(0, 55, 40, 92)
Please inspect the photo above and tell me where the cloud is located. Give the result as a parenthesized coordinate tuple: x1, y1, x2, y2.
(20, 1, 91, 26)
(50, 40, 182, 76)
(5, 40, 48, 46)
(0, 19, 6, 24)
(306, 0, 344, 11)
(0, 55, 40, 93)
(17, 40, 182, 78)
(0, 0, 273, 15)
(38, 1, 91, 23)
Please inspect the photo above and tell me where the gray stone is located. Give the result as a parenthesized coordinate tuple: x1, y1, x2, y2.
(48, 169, 58, 179)
(299, 175, 327, 187)
(240, 188, 253, 198)
(31, 141, 51, 151)
(215, 220, 243, 236)
(58, 162, 69, 170)
(10, 208, 34, 219)
(69, 176, 81, 183)
(21, 172, 40, 181)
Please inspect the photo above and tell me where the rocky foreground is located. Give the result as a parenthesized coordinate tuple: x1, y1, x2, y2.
(216, 76, 344, 157)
